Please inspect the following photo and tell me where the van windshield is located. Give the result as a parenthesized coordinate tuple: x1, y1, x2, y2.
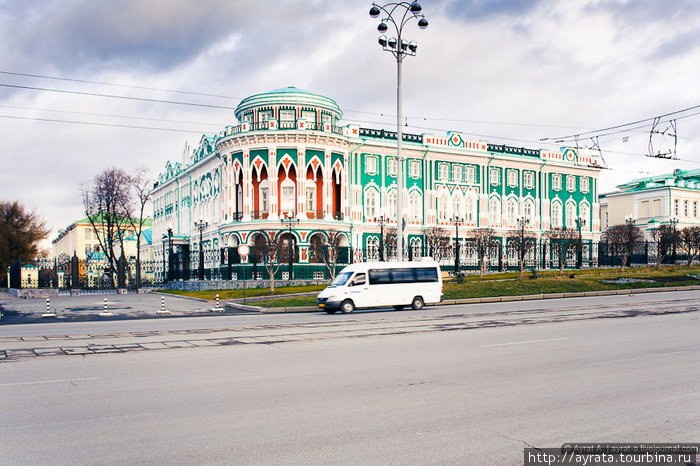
(330, 271, 354, 287)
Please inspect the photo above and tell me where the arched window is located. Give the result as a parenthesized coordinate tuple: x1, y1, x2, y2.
(524, 199, 535, 226)
(409, 191, 422, 219)
(304, 180, 316, 216)
(365, 189, 378, 219)
(260, 179, 270, 214)
(465, 194, 476, 222)
(551, 201, 562, 228)
(453, 192, 464, 220)
(580, 203, 590, 231)
(280, 178, 295, 213)
(506, 198, 518, 227)
(438, 191, 450, 221)
(367, 237, 380, 260)
(489, 197, 501, 226)
(387, 189, 397, 218)
(566, 202, 577, 229)
(410, 238, 422, 259)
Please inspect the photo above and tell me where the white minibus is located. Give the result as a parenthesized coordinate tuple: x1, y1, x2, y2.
(316, 261, 443, 314)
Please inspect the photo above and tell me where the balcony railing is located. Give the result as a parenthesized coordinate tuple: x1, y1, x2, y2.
(224, 119, 344, 137)
(306, 210, 324, 219)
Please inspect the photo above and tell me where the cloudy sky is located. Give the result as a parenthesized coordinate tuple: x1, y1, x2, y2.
(1, 0, 699, 247)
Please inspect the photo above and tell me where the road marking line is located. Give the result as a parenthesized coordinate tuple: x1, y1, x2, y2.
(480, 337, 569, 348)
(0, 377, 99, 387)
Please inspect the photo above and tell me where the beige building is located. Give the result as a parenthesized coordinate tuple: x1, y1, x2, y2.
(52, 216, 152, 261)
(599, 168, 700, 237)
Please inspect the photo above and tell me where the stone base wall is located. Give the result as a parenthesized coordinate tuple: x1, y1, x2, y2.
(165, 279, 326, 291)
(9, 288, 60, 299)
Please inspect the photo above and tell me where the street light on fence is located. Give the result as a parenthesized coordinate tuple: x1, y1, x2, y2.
(370, 1, 428, 261)
(575, 217, 586, 269)
(452, 216, 462, 273)
(194, 220, 208, 280)
(375, 215, 387, 261)
(281, 211, 299, 279)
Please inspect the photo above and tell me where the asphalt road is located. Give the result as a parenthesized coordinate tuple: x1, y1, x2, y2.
(1, 291, 699, 464)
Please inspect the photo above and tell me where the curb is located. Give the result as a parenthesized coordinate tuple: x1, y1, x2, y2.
(253, 284, 700, 313)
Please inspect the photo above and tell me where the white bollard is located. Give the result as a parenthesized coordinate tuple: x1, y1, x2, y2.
(41, 297, 56, 318)
(157, 295, 171, 315)
(211, 293, 225, 312)
(99, 296, 114, 318)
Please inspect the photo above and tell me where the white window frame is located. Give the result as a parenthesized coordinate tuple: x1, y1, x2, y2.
(365, 156, 378, 175)
(438, 192, 450, 221)
(279, 109, 295, 122)
(365, 189, 378, 219)
(280, 178, 295, 213)
(566, 202, 577, 229)
(453, 193, 464, 220)
(507, 170, 518, 187)
(523, 171, 534, 189)
(260, 180, 270, 213)
(387, 158, 398, 176)
(387, 189, 397, 217)
(580, 177, 589, 193)
(409, 192, 422, 219)
(409, 160, 420, 178)
(506, 198, 518, 227)
(551, 201, 563, 228)
(580, 203, 590, 231)
(438, 163, 449, 181)
(566, 175, 576, 192)
(465, 166, 476, 183)
(489, 197, 501, 225)
(490, 168, 500, 186)
(453, 165, 463, 183)
(305, 183, 315, 212)
(552, 174, 562, 191)
(465, 195, 476, 222)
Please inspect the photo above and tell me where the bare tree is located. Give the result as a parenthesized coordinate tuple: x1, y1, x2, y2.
(467, 228, 496, 278)
(603, 223, 643, 271)
(384, 227, 398, 260)
(546, 228, 579, 274)
(251, 231, 283, 293)
(82, 168, 133, 286)
(649, 224, 677, 269)
(310, 230, 344, 280)
(127, 167, 152, 289)
(678, 226, 700, 266)
(425, 227, 451, 262)
(506, 223, 537, 278)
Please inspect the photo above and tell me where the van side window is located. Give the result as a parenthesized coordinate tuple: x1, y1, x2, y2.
(368, 269, 391, 285)
(415, 267, 438, 282)
(350, 273, 366, 286)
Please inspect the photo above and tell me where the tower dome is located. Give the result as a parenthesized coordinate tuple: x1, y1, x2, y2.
(234, 86, 343, 123)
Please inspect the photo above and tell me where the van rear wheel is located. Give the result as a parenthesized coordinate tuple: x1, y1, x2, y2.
(411, 296, 424, 310)
(340, 300, 355, 314)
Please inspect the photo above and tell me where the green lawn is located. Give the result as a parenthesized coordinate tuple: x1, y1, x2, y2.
(160, 265, 700, 308)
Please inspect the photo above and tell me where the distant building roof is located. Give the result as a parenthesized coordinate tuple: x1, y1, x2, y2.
(615, 168, 700, 192)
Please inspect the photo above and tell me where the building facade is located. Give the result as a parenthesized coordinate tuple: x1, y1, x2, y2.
(600, 169, 700, 237)
(151, 87, 603, 281)
(52, 216, 152, 261)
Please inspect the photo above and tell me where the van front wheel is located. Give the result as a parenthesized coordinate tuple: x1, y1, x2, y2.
(411, 296, 424, 310)
(340, 300, 355, 314)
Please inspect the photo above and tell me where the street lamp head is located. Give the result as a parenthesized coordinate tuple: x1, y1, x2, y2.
(387, 37, 397, 48)
(408, 41, 418, 53)
(410, 1, 422, 13)
(377, 22, 388, 33)
(378, 35, 388, 47)
(401, 39, 408, 51)
(418, 17, 429, 29)
(369, 5, 381, 17)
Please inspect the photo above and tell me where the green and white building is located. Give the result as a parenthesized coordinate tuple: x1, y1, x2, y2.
(151, 87, 603, 280)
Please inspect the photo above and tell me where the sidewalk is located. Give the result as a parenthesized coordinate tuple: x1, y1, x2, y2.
(0, 292, 244, 324)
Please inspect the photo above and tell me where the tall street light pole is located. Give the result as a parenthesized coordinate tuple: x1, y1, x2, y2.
(370, 1, 428, 262)
(375, 215, 386, 261)
(194, 220, 208, 280)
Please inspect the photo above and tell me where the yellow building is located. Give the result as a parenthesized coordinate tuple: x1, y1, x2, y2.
(52, 216, 152, 261)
